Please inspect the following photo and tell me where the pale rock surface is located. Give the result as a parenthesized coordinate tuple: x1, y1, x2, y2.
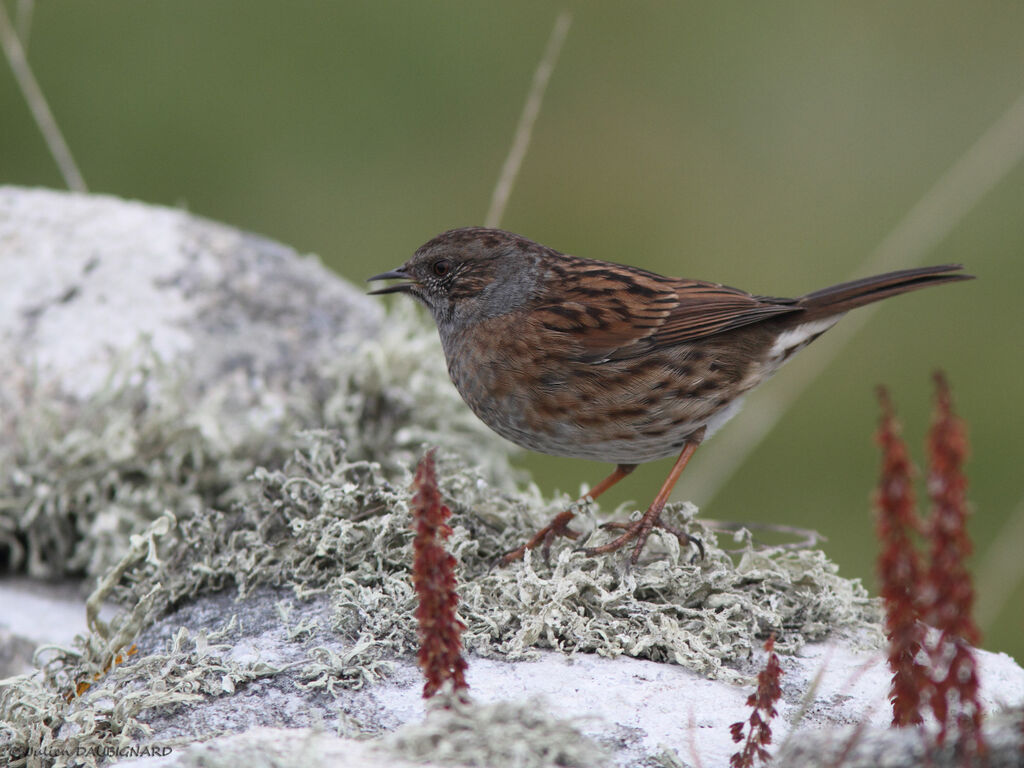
(4, 580, 1022, 767)
(0, 185, 381, 443)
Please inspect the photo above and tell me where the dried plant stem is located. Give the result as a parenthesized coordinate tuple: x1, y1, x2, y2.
(16, 0, 33, 50)
(686, 86, 1024, 506)
(975, 490, 1024, 631)
(0, 1, 87, 192)
(703, 519, 826, 552)
(685, 709, 706, 768)
(485, 10, 571, 228)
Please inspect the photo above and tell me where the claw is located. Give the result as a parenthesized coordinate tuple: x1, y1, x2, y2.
(582, 434, 705, 564)
(497, 509, 578, 566)
(494, 464, 637, 567)
(582, 509, 704, 564)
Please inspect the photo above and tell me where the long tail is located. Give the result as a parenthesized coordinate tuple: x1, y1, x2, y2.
(796, 264, 973, 321)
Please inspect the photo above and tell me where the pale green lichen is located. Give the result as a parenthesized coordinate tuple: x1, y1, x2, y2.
(383, 694, 611, 768)
(0, 306, 881, 767)
(0, 303, 516, 581)
(0, 352, 247, 579)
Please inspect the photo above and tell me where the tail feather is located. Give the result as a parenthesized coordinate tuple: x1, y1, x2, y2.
(796, 264, 972, 320)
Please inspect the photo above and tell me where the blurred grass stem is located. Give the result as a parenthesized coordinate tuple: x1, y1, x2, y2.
(0, 0, 87, 192)
(485, 10, 571, 228)
(686, 87, 1024, 506)
(15, 0, 33, 50)
(974, 491, 1024, 631)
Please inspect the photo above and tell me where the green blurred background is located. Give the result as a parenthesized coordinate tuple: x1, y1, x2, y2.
(3, 2, 1022, 661)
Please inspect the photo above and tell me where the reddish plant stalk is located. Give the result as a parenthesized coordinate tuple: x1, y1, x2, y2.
(874, 386, 927, 727)
(924, 372, 984, 753)
(730, 635, 783, 768)
(410, 449, 468, 700)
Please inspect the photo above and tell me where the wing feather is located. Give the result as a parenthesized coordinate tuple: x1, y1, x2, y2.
(530, 257, 802, 362)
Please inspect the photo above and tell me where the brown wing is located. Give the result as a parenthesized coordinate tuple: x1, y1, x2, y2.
(650, 280, 801, 347)
(530, 258, 802, 362)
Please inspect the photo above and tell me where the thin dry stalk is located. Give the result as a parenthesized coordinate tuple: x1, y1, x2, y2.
(485, 11, 571, 228)
(685, 708, 706, 768)
(0, 1, 87, 192)
(777, 645, 834, 741)
(974, 490, 1024, 631)
(687, 85, 1024, 508)
(16, 0, 33, 49)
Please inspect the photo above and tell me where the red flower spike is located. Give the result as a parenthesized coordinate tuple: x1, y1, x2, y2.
(924, 372, 984, 754)
(730, 635, 783, 768)
(874, 387, 927, 727)
(410, 449, 468, 700)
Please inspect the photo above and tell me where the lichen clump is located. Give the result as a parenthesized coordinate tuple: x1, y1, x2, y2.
(0, 308, 878, 766)
(0, 303, 515, 581)
(384, 695, 610, 768)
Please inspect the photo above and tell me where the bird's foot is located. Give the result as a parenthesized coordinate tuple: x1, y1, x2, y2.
(497, 509, 580, 566)
(581, 504, 705, 564)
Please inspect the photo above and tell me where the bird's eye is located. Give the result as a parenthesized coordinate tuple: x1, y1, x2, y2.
(431, 259, 452, 277)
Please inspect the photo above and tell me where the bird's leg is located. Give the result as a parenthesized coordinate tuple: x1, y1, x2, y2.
(497, 463, 636, 565)
(582, 429, 705, 564)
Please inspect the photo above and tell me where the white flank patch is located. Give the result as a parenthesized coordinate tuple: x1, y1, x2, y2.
(768, 317, 840, 359)
(703, 395, 746, 438)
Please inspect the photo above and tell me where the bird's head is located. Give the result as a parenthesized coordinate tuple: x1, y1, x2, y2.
(368, 227, 546, 330)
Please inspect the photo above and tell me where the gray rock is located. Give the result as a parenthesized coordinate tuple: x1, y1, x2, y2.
(31, 580, 1023, 767)
(0, 185, 381, 438)
(113, 727, 421, 768)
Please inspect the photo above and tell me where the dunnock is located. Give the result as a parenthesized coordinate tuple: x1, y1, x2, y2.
(369, 227, 971, 564)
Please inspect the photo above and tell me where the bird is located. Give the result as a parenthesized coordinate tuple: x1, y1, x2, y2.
(368, 227, 972, 565)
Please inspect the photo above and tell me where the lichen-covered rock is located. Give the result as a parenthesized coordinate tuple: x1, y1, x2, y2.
(0, 186, 379, 404)
(0, 187, 515, 581)
(0, 430, 898, 768)
(1, 189, 1020, 768)
(384, 695, 610, 767)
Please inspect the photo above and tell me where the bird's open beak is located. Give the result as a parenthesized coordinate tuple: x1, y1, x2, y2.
(367, 267, 416, 295)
